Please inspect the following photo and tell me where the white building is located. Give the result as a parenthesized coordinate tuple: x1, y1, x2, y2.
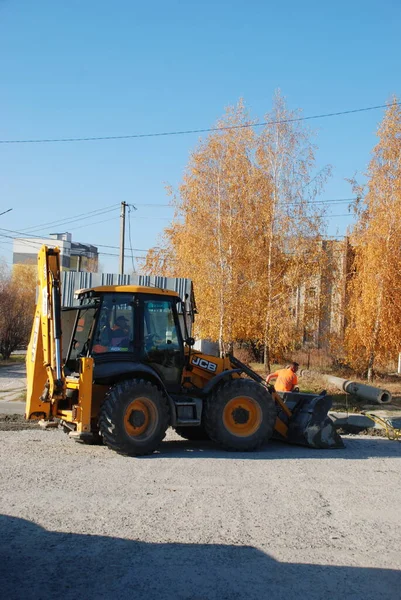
(13, 232, 98, 271)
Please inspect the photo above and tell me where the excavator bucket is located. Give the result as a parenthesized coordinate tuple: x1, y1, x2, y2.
(226, 355, 344, 449)
(278, 391, 344, 449)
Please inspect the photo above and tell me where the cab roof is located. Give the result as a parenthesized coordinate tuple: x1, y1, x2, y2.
(75, 285, 180, 298)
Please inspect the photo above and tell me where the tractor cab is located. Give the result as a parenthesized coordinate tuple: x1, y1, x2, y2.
(66, 286, 192, 393)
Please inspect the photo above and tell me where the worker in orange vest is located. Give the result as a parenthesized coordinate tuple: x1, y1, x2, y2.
(266, 362, 299, 392)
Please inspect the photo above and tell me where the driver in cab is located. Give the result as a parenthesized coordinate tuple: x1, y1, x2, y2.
(111, 316, 130, 347)
(93, 315, 130, 354)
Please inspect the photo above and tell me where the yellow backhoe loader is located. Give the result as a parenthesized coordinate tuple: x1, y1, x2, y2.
(25, 246, 343, 456)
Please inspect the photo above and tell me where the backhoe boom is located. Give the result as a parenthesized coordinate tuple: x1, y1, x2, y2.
(26, 246, 65, 420)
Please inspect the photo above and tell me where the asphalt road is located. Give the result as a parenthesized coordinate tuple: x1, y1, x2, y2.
(0, 401, 25, 415)
(0, 427, 400, 600)
(0, 363, 26, 402)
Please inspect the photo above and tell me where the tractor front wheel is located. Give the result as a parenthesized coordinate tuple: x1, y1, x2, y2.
(205, 379, 276, 451)
(99, 379, 169, 456)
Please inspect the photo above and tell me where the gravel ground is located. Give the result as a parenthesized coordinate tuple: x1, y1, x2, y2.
(0, 427, 400, 600)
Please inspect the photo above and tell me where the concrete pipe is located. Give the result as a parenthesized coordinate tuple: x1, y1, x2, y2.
(324, 375, 392, 405)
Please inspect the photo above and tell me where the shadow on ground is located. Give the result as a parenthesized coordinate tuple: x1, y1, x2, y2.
(0, 514, 399, 600)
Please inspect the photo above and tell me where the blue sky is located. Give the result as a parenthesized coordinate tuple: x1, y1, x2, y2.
(0, 0, 400, 272)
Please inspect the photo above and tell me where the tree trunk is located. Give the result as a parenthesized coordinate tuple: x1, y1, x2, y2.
(263, 230, 274, 373)
(0, 344, 12, 361)
(218, 299, 224, 358)
(367, 289, 383, 382)
(263, 123, 281, 373)
(217, 168, 225, 358)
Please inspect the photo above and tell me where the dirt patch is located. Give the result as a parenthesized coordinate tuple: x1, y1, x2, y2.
(0, 413, 39, 431)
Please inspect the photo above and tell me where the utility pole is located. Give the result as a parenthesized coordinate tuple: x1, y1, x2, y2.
(119, 201, 128, 275)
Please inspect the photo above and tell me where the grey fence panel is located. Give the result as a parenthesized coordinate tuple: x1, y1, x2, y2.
(61, 272, 193, 307)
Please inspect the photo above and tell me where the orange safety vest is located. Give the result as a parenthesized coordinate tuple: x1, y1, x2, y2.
(268, 368, 298, 392)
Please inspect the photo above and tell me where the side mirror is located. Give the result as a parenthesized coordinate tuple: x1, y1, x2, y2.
(185, 337, 195, 347)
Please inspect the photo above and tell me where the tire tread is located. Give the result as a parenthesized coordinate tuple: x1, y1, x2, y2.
(99, 378, 169, 456)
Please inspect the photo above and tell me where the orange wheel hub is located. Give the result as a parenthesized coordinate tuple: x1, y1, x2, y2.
(223, 396, 262, 437)
(124, 398, 155, 438)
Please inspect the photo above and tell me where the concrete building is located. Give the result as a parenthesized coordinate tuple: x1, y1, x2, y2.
(292, 239, 350, 349)
(13, 232, 98, 272)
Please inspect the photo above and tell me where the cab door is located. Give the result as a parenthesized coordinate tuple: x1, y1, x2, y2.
(140, 296, 184, 392)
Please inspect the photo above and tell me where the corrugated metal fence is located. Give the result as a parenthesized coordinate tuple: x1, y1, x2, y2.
(61, 271, 193, 307)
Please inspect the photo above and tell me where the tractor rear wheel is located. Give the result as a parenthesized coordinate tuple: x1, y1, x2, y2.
(174, 425, 209, 441)
(99, 379, 169, 456)
(205, 379, 276, 451)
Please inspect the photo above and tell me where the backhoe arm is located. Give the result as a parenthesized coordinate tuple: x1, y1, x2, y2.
(26, 245, 65, 420)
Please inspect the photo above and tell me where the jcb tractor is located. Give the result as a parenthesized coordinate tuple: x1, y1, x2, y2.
(25, 246, 343, 455)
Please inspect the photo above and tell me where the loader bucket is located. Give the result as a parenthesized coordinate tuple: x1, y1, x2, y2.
(279, 392, 344, 449)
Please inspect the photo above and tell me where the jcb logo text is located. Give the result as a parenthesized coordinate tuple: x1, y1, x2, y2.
(191, 357, 217, 373)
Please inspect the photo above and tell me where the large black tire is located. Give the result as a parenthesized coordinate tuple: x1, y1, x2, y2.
(205, 378, 276, 451)
(99, 379, 169, 456)
(174, 425, 210, 441)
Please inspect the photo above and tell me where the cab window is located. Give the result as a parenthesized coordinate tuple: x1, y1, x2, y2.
(69, 307, 97, 361)
(143, 299, 180, 351)
(92, 294, 134, 354)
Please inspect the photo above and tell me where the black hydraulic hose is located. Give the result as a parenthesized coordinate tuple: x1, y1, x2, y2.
(228, 354, 264, 384)
(51, 274, 63, 386)
(52, 280, 62, 340)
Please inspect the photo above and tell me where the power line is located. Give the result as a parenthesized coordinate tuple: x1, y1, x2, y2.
(0, 102, 399, 145)
(0, 227, 43, 240)
(63, 216, 121, 232)
(288, 198, 357, 206)
(134, 198, 358, 208)
(0, 216, 122, 239)
(0, 198, 356, 243)
(313, 213, 354, 219)
(1, 198, 357, 246)
(0, 233, 146, 262)
(0, 233, 58, 252)
(9, 210, 167, 240)
(98, 251, 148, 259)
(21, 204, 119, 233)
(134, 203, 174, 207)
(95, 243, 148, 251)
(0, 208, 12, 217)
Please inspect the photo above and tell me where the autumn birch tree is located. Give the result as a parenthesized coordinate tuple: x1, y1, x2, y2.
(255, 91, 330, 369)
(145, 101, 258, 354)
(0, 264, 36, 359)
(346, 99, 401, 379)
(144, 94, 330, 362)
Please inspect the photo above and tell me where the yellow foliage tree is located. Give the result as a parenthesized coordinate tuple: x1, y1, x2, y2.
(254, 91, 330, 367)
(144, 94, 330, 366)
(0, 264, 36, 359)
(346, 99, 401, 379)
